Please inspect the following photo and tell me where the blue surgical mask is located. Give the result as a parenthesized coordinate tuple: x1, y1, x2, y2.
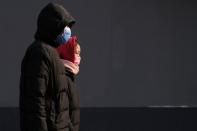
(56, 26, 71, 44)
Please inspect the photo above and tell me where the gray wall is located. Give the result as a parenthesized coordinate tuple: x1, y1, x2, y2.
(0, 0, 197, 107)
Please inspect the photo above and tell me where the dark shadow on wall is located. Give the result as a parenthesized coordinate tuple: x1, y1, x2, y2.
(1, 0, 197, 107)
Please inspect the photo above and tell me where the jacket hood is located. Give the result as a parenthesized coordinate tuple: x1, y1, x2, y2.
(34, 2, 76, 47)
(56, 36, 77, 63)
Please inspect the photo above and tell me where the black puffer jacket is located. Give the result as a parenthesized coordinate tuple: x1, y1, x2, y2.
(19, 3, 80, 131)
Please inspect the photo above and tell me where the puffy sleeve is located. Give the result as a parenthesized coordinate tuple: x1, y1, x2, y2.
(66, 73, 80, 131)
(19, 46, 51, 131)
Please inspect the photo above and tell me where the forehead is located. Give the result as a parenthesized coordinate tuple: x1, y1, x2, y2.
(75, 44, 81, 54)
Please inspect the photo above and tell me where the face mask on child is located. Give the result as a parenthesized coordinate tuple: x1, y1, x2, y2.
(74, 54, 81, 65)
(55, 26, 71, 44)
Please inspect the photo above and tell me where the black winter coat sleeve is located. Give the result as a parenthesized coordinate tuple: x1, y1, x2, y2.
(20, 45, 50, 131)
(65, 71, 80, 131)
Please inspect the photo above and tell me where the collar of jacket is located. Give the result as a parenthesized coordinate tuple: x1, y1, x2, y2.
(65, 67, 76, 82)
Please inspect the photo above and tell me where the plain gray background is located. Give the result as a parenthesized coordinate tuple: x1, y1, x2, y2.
(0, 0, 197, 107)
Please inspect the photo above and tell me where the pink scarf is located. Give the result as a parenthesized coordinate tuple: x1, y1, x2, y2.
(61, 59, 79, 75)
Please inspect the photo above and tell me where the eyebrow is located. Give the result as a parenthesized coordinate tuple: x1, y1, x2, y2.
(75, 49, 80, 54)
(77, 50, 81, 54)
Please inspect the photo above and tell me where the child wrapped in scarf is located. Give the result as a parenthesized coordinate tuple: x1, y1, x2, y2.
(55, 26, 81, 131)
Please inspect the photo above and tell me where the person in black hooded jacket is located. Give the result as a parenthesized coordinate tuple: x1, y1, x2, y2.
(19, 3, 80, 131)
